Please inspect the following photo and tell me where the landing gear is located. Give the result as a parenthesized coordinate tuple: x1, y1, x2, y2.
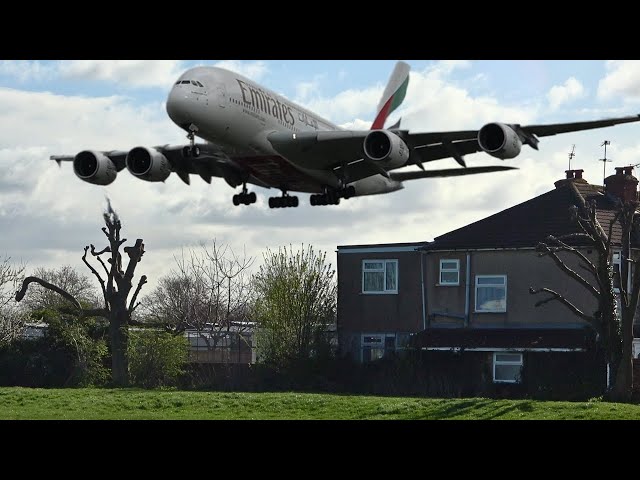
(183, 124, 201, 158)
(269, 192, 299, 209)
(232, 184, 257, 206)
(310, 186, 355, 206)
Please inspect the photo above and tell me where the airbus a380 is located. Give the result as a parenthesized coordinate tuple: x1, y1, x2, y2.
(53, 61, 640, 209)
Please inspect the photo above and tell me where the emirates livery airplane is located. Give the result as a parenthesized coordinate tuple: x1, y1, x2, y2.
(52, 61, 640, 209)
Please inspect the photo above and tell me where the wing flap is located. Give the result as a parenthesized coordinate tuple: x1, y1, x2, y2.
(390, 165, 517, 182)
(522, 115, 640, 138)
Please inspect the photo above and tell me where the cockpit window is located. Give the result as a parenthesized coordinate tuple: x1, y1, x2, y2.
(181, 80, 190, 85)
(191, 80, 198, 86)
(175, 81, 181, 85)
(196, 81, 204, 87)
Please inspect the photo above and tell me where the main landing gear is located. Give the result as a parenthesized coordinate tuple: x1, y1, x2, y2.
(310, 186, 355, 207)
(182, 124, 201, 158)
(269, 193, 299, 209)
(233, 184, 257, 206)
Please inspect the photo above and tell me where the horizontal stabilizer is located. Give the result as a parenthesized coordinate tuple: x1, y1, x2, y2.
(390, 166, 517, 182)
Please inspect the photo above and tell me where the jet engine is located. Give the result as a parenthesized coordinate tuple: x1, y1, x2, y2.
(73, 151, 117, 186)
(363, 130, 410, 169)
(126, 147, 171, 182)
(477, 123, 522, 159)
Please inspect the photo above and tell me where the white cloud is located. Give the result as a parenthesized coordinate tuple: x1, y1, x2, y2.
(0, 61, 56, 82)
(213, 60, 269, 81)
(547, 77, 585, 110)
(58, 60, 186, 89)
(598, 60, 640, 102)
(1, 60, 638, 298)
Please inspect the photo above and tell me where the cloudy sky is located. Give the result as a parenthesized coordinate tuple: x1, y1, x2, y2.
(2, 59, 640, 294)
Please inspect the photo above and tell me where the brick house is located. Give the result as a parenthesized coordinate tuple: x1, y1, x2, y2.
(337, 167, 640, 393)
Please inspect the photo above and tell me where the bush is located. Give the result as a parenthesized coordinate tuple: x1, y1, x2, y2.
(128, 330, 189, 388)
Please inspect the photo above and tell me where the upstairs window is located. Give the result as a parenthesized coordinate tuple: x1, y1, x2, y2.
(439, 259, 460, 285)
(362, 260, 398, 294)
(613, 251, 622, 293)
(475, 275, 507, 312)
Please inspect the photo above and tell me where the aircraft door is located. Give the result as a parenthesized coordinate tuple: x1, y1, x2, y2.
(216, 83, 227, 108)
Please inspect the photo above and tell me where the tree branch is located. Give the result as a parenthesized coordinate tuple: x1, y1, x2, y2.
(536, 243, 600, 299)
(90, 244, 111, 257)
(544, 235, 598, 273)
(529, 287, 596, 324)
(16, 276, 82, 308)
(82, 246, 107, 304)
(128, 275, 147, 313)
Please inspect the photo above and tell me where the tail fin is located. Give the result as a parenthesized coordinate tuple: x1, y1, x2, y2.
(371, 61, 410, 130)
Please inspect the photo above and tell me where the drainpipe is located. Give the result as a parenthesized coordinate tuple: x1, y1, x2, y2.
(420, 250, 427, 330)
(464, 252, 471, 327)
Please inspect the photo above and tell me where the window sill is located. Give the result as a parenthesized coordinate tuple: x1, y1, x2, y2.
(493, 380, 521, 384)
(474, 310, 507, 314)
(436, 283, 460, 287)
(361, 291, 399, 295)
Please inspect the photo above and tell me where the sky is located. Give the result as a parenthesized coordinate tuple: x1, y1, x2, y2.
(2, 59, 640, 295)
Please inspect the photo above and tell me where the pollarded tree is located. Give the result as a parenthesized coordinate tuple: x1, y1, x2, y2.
(530, 180, 640, 402)
(15, 202, 147, 386)
(252, 245, 336, 367)
(0, 256, 25, 346)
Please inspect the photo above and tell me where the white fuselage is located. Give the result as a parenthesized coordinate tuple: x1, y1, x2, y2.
(165, 66, 402, 195)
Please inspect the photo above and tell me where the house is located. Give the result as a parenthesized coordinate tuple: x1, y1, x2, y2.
(337, 166, 640, 395)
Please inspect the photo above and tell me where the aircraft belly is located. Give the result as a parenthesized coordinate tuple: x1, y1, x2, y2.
(232, 155, 326, 193)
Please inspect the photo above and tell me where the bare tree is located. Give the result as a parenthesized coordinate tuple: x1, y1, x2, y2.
(15, 201, 147, 386)
(530, 181, 640, 401)
(0, 256, 25, 346)
(143, 240, 254, 362)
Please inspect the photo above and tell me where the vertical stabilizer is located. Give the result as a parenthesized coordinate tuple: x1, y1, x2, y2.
(371, 61, 410, 130)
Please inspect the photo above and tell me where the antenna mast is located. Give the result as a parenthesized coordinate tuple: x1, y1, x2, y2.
(568, 144, 575, 171)
(599, 140, 612, 186)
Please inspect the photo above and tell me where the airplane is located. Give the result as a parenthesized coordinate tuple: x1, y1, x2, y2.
(52, 61, 640, 209)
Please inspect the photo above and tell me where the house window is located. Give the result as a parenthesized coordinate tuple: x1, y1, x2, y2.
(475, 275, 507, 312)
(361, 334, 395, 363)
(439, 259, 460, 285)
(493, 352, 523, 383)
(362, 260, 398, 294)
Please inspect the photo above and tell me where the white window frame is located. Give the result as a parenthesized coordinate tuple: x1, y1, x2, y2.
(475, 275, 507, 313)
(362, 259, 398, 294)
(439, 259, 460, 286)
(613, 250, 622, 294)
(493, 352, 523, 384)
(361, 334, 395, 363)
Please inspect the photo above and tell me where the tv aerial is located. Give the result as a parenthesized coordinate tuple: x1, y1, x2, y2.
(568, 144, 575, 170)
(599, 140, 612, 185)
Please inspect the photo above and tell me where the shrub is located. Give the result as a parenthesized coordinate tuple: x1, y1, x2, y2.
(128, 330, 189, 388)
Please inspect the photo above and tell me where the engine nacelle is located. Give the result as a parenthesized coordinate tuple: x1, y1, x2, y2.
(126, 147, 171, 182)
(73, 151, 117, 186)
(363, 130, 410, 169)
(477, 123, 522, 159)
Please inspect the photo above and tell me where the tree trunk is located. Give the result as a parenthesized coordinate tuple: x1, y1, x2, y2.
(611, 308, 634, 402)
(109, 303, 130, 387)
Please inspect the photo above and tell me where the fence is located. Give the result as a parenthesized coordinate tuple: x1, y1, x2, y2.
(185, 329, 254, 364)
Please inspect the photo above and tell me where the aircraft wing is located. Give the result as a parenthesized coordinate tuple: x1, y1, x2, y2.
(50, 144, 250, 186)
(268, 113, 640, 183)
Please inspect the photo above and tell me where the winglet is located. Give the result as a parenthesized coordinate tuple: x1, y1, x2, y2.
(371, 61, 410, 130)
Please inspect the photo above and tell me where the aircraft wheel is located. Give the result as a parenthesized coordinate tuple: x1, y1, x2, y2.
(192, 146, 200, 157)
(183, 146, 191, 158)
(233, 195, 240, 206)
(249, 192, 257, 204)
(292, 196, 299, 208)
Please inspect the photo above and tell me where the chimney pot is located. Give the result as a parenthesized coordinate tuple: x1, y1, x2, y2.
(605, 165, 638, 203)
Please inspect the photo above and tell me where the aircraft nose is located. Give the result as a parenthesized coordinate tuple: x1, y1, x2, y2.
(166, 86, 193, 126)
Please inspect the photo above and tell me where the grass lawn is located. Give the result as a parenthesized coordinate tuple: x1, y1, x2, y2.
(1, 387, 639, 419)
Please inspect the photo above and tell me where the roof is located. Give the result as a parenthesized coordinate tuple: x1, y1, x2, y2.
(409, 326, 596, 351)
(422, 179, 632, 251)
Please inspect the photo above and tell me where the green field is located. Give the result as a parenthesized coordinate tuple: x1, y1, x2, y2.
(1, 387, 639, 419)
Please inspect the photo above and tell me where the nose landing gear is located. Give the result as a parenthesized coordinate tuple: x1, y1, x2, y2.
(182, 124, 201, 158)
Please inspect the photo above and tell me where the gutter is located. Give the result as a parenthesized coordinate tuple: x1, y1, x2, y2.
(464, 252, 471, 327)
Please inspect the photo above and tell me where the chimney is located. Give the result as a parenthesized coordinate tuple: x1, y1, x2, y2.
(604, 166, 639, 204)
(555, 169, 587, 189)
